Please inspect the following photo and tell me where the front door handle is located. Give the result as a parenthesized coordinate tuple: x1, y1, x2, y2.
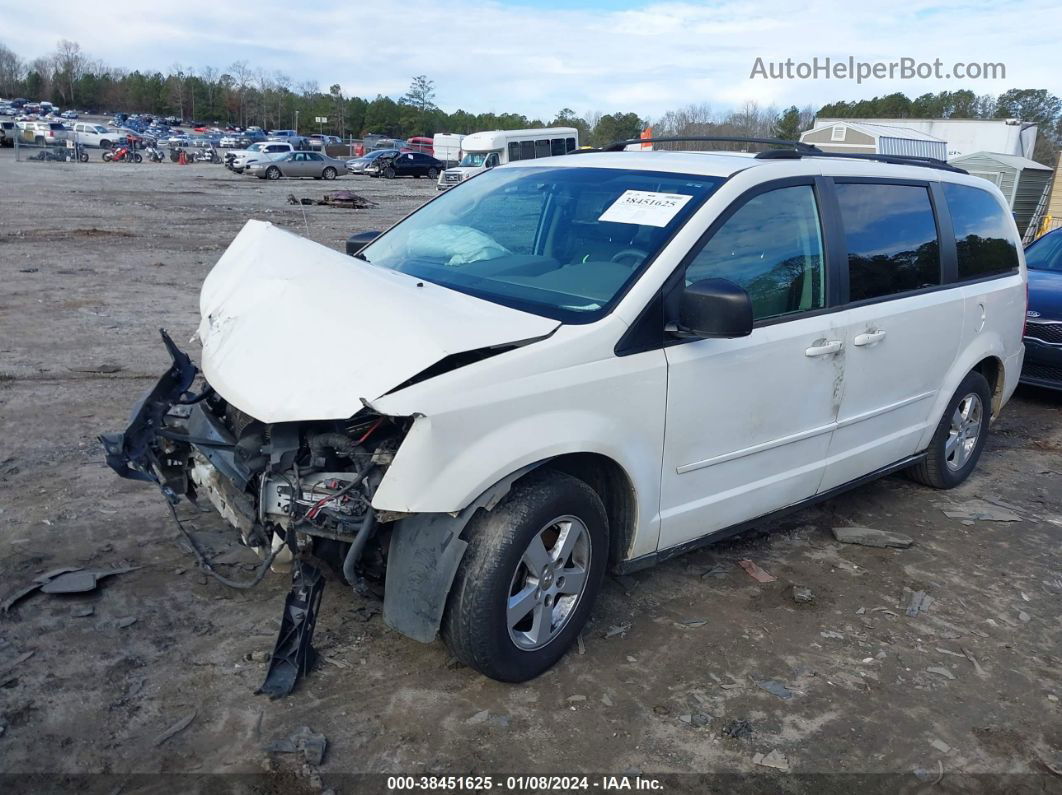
(805, 340, 843, 357)
(853, 329, 887, 347)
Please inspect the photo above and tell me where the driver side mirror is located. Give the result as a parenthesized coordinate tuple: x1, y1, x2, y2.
(674, 278, 753, 339)
(346, 230, 381, 256)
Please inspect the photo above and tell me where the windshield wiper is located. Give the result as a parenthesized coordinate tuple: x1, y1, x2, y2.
(352, 251, 370, 263)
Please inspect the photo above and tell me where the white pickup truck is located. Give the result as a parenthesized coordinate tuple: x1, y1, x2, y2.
(227, 141, 298, 173)
(70, 122, 124, 149)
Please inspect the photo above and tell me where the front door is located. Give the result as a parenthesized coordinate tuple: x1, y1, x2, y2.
(659, 181, 844, 550)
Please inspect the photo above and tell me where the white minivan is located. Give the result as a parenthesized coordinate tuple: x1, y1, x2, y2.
(437, 126, 579, 190)
(103, 140, 1026, 689)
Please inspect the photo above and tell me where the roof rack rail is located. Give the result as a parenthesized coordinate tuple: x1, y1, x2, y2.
(594, 135, 822, 153)
(756, 148, 968, 174)
(587, 134, 967, 175)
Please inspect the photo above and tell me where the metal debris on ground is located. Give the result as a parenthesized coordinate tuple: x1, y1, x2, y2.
(604, 624, 630, 638)
(792, 585, 814, 604)
(752, 749, 790, 771)
(153, 710, 197, 747)
(266, 725, 327, 765)
(831, 526, 914, 549)
(738, 560, 776, 583)
(941, 500, 1021, 522)
(904, 590, 935, 617)
(756, 679, 794, 700)
(1, 650, 35, 674)
(961, 647, 988, 677)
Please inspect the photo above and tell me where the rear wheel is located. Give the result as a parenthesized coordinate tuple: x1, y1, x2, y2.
(442, 469, 608, 682)
(101, 140, 112, 149)
(322, 167, 337, 180)
(78, 151, 88, 162)
(428, 167, 439, 179)
(133, 153, 143, 163)
(907, 370, 992, 489)
(266, 166, 281, 180)
(102, 151, 113, 162)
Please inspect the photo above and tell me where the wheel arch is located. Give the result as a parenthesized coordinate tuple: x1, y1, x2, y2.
(540, 452, 638, 568)
(971, 355, 1005, 418)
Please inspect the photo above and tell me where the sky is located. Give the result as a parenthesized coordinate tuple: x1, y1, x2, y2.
(1, 0, 1060, 121)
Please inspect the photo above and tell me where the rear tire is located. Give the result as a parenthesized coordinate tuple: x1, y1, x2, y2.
(322, 167, 337, 180)
(442, 469, 608, 682)
(266, 166, 281, 180)
(102, 151, 113, 162)
(428, 167, 439, 179)
(907, 370, 992, 489)
(133, 153, 143, 163)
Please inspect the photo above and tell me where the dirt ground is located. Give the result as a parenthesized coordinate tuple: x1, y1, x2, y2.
(1, 149, 1060, 794)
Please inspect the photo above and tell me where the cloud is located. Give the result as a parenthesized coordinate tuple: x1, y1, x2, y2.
(0, 0, 1058, 119)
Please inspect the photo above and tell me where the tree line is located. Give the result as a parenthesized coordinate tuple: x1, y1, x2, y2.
(0, 40, 1058, 162)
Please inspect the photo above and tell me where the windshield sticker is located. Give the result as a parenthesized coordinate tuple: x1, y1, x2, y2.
(598, 190, 693, 227)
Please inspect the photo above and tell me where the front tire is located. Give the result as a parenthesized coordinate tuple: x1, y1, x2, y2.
(908, 370, 992, 489)
(428, 167, 439, 179)
(383, 166, 396, 179)
(442, 470, 608, 682)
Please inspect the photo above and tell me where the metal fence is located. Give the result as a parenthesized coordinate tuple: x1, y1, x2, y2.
(13, 135, 88, 163)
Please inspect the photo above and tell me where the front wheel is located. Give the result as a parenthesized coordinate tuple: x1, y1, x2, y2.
(133, 153, 143, 163)
(383, 166, 396, 179)
(907, 370, 992, 489)
(78, 151, 89, 162)
(428, 167, 439, 179)
(322, 167, 337, 180)
(266, 166, 281, 180)
(442, 469, 608, 682)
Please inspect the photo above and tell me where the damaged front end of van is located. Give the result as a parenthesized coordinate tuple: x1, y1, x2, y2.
(100, 220, 558, 696)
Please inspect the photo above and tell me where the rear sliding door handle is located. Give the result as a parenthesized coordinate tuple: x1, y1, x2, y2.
(805, 340, 843, 357)
(853, 329, 887, 347)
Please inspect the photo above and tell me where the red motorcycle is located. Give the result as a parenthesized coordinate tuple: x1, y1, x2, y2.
(102, 145, 142, 163)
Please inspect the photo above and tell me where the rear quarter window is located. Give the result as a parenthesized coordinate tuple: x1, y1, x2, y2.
(836, 182, 941, 302)
(941, 183, 1020, 279)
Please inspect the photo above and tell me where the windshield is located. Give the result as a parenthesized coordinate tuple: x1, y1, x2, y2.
(359, 166, 723, 322)
(459, 151, 496, 168)
(1025, 231, 1062, 272)
(247, 143, 267, 152)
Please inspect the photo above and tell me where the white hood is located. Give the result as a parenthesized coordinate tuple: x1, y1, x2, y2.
(197, 220, 559, 423)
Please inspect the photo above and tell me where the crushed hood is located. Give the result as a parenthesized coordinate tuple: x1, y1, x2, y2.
(197, 220, 559, 423)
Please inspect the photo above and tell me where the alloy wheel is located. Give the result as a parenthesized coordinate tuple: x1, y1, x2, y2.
(507, 515, 592, 651)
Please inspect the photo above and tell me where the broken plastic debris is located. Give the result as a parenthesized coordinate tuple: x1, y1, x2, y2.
(266, 725, 327, 765)
(904, 590, 935, 617)
(927, 666, 956, 681)
(153, 710, 197, 747)
(752, 749, 790, 771)
(756, 679, 794, 700)
(832, 526, 914, 548)
(738, 560, 776, 583)
(942, 500, 1020, 522)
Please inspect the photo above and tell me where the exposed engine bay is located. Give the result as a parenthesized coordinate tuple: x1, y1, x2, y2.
(100, 330, 415, 696)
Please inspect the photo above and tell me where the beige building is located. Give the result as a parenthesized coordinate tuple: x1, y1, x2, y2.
(800, 121, 947, 159)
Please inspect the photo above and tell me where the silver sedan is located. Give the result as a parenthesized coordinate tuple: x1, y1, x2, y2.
(249, 151, 347, 180)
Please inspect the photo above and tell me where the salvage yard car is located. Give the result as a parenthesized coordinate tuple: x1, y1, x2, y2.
(247, 150, 346, 180)
(1021, 227, 1062, 389)
(102, 138, 1027, 687)
(366, 150, 444, 179)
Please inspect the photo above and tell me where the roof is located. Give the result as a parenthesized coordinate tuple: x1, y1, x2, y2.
(805, 121, 945, 143)
(947, 151, 1052, 171)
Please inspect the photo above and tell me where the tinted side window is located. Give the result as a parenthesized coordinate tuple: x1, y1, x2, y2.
(686, 185, 825, 321)
(520, 140, 535, 160)
(942, 183, 1019, 279)
(535, 139, 550, 158)
(508, 142, 521, 162)
(550, 138, 566, 156)
(836, 183, 940, 302)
